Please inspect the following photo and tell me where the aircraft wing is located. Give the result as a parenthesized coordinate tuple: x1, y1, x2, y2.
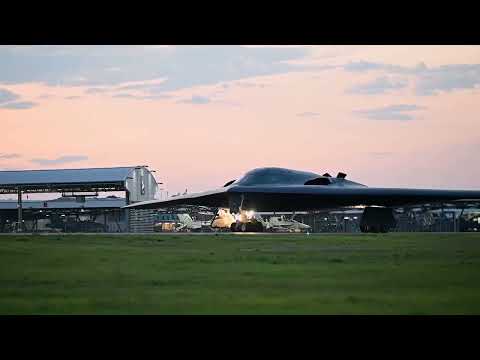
(124, 185, 480, 211)
(227, 185, 480, 211)
(124, 187, 230, 210)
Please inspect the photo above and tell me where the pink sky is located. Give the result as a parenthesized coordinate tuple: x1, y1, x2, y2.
(0, 45, 479, 199)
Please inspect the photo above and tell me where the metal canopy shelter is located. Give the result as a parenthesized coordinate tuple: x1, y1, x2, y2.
(0, 167, 141, 194)
(0, 166, 146, 232)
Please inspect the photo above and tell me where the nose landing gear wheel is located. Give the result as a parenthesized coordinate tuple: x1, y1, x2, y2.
(230, 222, 264, 232)
(360, 207, 396, 233)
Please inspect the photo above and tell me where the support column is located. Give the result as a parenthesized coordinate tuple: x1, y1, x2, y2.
(458, 206, 465, 233)
(104, 210, 108, 233)
(440, 204, 445, 232)
(125, 190, 130, 232)
(17, 188, 23, 232)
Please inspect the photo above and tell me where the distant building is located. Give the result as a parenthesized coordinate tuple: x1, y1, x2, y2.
(0, 166, 159, 232)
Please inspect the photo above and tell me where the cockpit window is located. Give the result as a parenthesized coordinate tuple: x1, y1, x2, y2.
(223, 179, 236, 187)
(304, 177, 331, 185)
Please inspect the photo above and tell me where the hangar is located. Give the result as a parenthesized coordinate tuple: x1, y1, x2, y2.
(0, 166, 159, 232)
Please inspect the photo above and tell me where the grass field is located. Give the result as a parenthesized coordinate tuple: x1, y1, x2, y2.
(1, 232, 480, 314)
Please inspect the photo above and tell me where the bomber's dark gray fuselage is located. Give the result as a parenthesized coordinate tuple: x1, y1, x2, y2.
(125, 167, 480, 211)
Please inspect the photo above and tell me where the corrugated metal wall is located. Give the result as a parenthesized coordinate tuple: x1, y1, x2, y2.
(128, 209, 156, 233)
(125, 167, 158, 203)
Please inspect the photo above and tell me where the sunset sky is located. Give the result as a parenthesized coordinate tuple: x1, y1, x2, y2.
(1, 45, 479, 199)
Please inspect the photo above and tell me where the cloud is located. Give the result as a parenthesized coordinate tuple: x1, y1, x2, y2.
(347, 76, 408, 95)
(0, 88, 38, 109)
(112, 93, 172, 100)
(112, 93, 138, 99)
(141, 94, 173, 100)
(297, 112, 321, 118)
(344, 60, 480, 95)
(235, 82, 268, 88)
(414, 64, 480, 95)
(0, 46, 310, 94)
(354, 104, 426, 121)
(0, 101, 37, 109)
(176, 94, 241, 107)
(178, 95, 211, 105)
(85, 87, 109, 94)
(0, 153, 21, 159)
(115, 79, 167, 92)
(344, 61, 386, 72)
(0, 88, 19, 104)
(30, 155, 89, 165)
(344, 61, 406, 74)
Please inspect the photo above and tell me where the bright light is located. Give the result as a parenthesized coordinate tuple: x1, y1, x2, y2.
(246, 210, 255, 219)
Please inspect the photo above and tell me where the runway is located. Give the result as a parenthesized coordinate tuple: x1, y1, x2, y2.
(0, 231, 318, 236)
(0, 231, 462, 236)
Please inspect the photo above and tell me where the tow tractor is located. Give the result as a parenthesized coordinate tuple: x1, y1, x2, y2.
(229, 210, 265, 232)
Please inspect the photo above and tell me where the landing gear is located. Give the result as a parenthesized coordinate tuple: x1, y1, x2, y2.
(230, 221, 264, 232)
(359, 224, 389, 233)
(228, 203, 265, 232)
(360, 207, 396, 233)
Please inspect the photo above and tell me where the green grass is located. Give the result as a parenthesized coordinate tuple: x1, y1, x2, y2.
(1, 232, 480, 314)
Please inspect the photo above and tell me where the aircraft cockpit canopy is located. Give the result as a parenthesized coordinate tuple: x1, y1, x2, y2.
(235, 167, 323, 186)
(233, 167, 366, 187)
